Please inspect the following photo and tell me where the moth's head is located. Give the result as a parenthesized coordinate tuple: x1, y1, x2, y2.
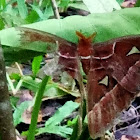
(76, 31, 96, 56)
(76, 31, 96, 44)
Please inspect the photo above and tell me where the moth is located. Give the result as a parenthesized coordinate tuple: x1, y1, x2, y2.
(18, 27, 140, 139)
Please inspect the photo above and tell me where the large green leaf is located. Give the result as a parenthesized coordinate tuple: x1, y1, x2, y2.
(0, 8, 140, 58)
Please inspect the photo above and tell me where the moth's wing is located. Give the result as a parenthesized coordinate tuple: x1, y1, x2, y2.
(53, 37, 78, 79)
(17, 27, 78, 78)
(87, 35, 140, 139)
(17, 27, 73, 51)
(93, 35, 140, 91)
(88, 35, 140, 109)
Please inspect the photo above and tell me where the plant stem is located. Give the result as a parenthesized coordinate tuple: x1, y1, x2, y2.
(27, 75, 49, 140)
(51, 0, 60, 19)
(0, 46, 16, 140)
(76, 57, 86, 136)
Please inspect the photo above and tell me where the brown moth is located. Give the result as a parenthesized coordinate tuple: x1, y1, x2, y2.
(18, 27, 140, 139)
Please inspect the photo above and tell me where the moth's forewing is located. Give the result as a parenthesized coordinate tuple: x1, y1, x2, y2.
(43, 43, 78, 82)
(58, 43, 78, 78)
(17, 27, 79, 78)
(17, 27, 72, 53)
(87, 35, 140, 139)
(17, 27, 71, 44)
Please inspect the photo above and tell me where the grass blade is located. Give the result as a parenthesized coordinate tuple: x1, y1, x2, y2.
(27, 75, 49, 140)
(32, 55, 43, 78)
(17, 0, 28, 19)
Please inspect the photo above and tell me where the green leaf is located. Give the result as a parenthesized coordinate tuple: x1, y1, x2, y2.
(25, 10, 40, 23)
(17, 0, 28, 19)
(29, 4, 44, 19)
(9, 73, 21, 80)
(45, 101, 79, 126)
(83, 0, 121, 13)
(22, 76, 40, 93)
(43, 5, 53, 19)
(13, 101, 31, 126)
(32, 55, 42, 78)
(0, 8, 140, 54)
(22, 76, 80, 97)
(0, 8, 139, 43)
(35, 101, 79, 138)
(67, 116, 78, 126)
(36, 125, 72, 138)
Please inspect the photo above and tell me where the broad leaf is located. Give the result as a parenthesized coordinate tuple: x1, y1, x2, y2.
(0, 8, 140, 55)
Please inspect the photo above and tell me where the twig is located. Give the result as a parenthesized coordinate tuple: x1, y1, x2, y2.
(51, 0, 60, 19)
(15, 62, 23, 76)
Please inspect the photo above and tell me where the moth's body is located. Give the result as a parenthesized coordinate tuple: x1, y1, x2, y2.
(59, 31, 140, 138)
